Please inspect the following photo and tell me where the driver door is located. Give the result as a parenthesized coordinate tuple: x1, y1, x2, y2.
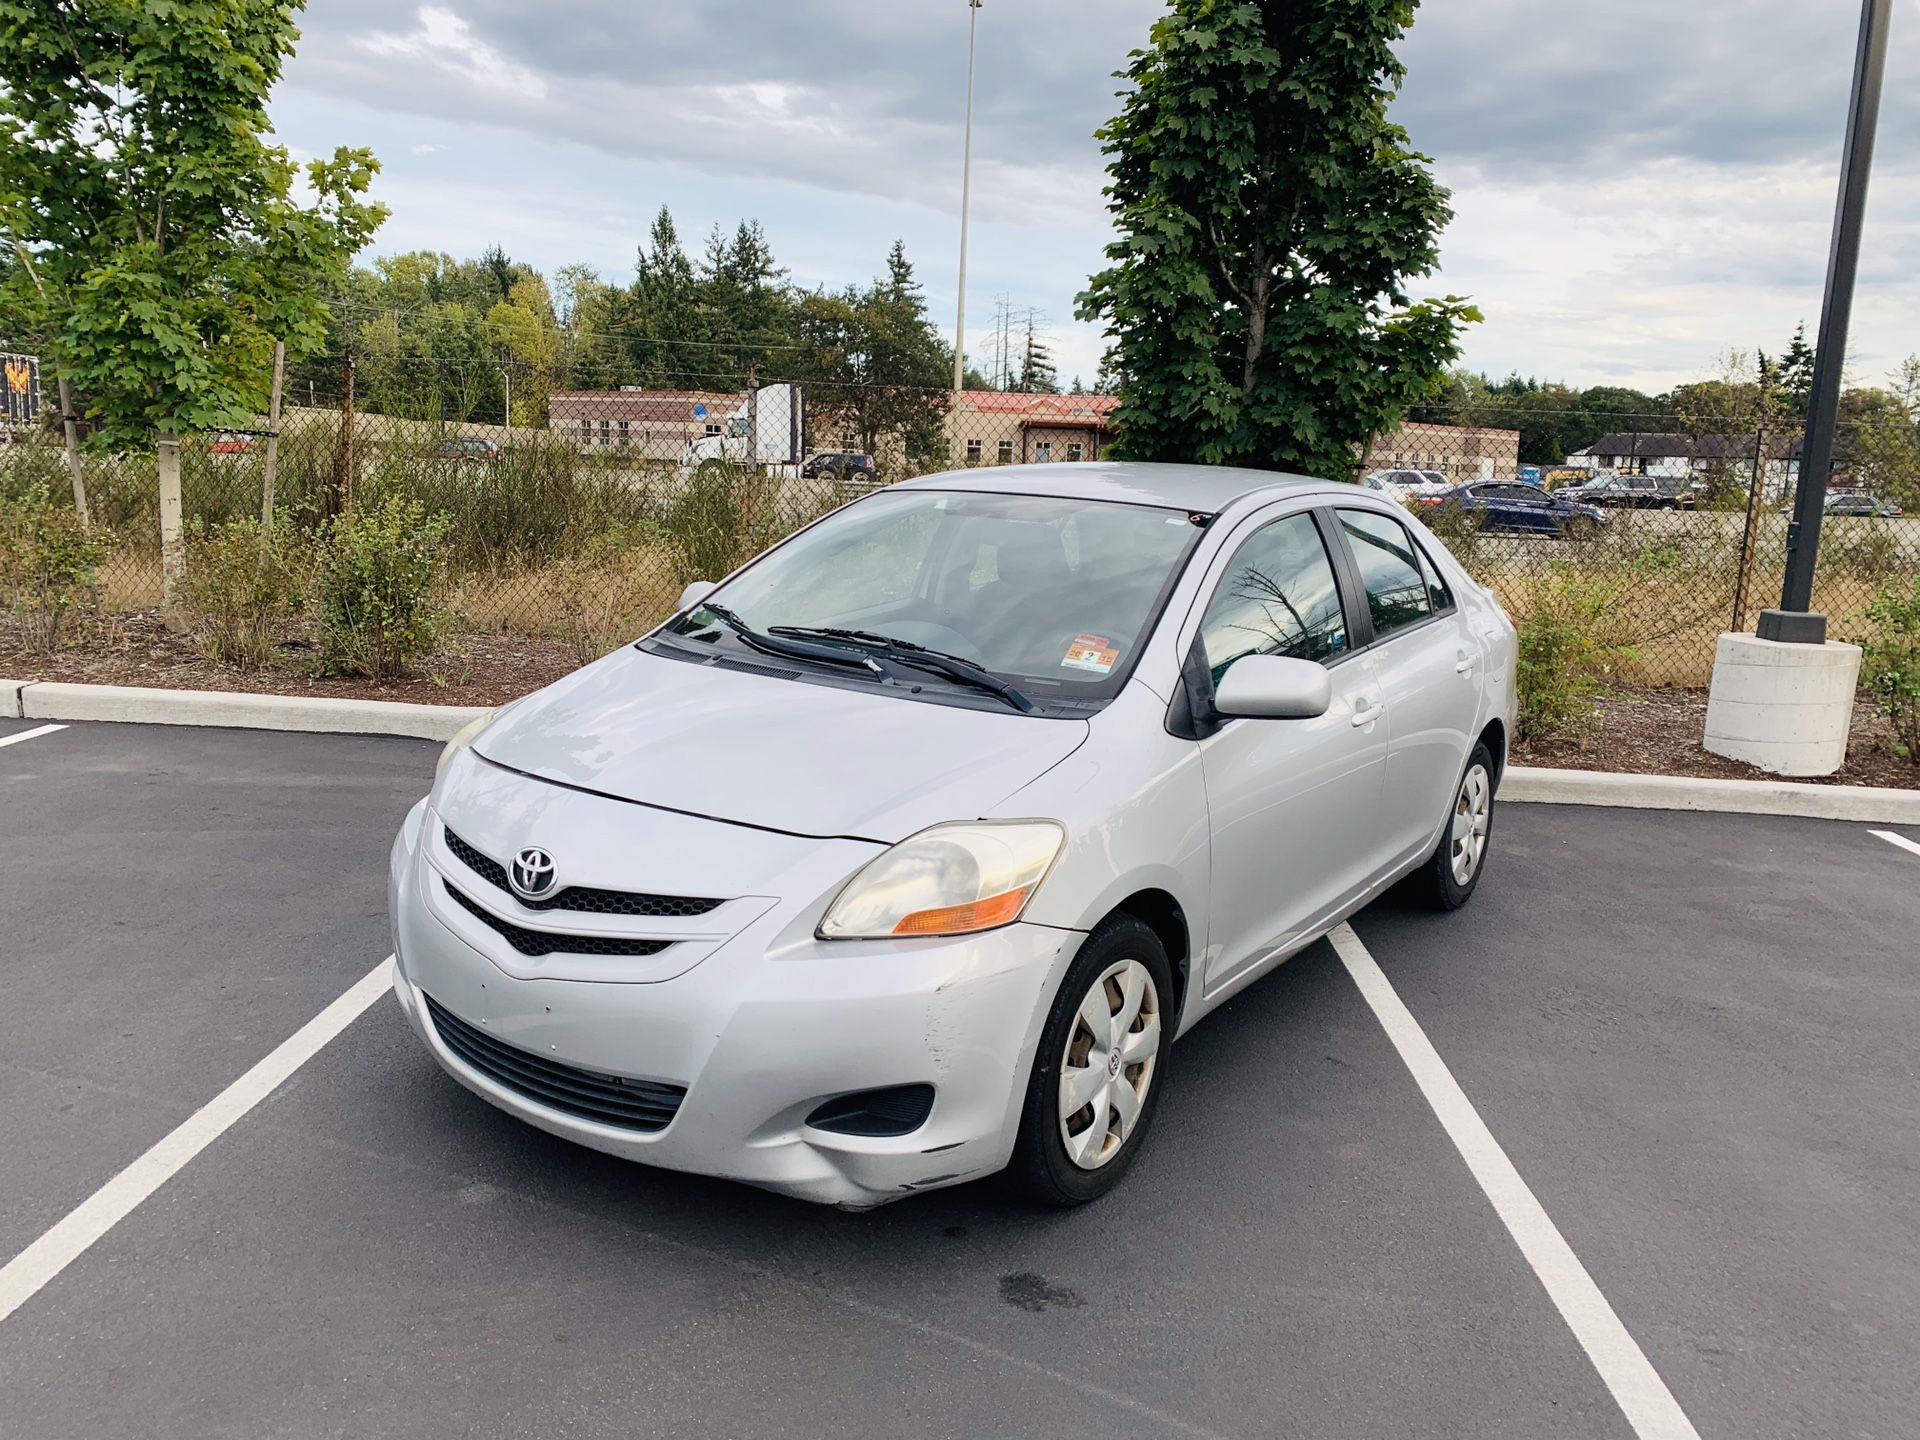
(1186, 508, 1389, 994)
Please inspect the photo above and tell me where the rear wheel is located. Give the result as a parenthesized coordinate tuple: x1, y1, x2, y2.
(1010, 917, 1172, 1206)
(1418, 743, 1495, 910)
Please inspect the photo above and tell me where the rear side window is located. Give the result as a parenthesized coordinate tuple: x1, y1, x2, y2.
(1337, 510, 1435, 640)
(1197, 513, 1349, 682)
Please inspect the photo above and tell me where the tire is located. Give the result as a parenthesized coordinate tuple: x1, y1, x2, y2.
(1009, 916, 1174, 1207)
(1417, 743, 1496, 911)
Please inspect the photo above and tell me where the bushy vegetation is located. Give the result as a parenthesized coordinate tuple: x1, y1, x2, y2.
(314, 494, 451, 680)
(1854, 579, 1920, 763)
(1512, 565, 1640, 740)
(0, 482, 109, 651)
(182, 517, 309, 668)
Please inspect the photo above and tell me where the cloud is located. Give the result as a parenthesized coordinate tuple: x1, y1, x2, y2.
(279, 1, 1920, 390)
(358, 6, 548, 100)
(408, 142, 445, 155)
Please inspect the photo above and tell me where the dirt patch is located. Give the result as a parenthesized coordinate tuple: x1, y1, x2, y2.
(1515, 687, 1919, 790)
(0, 611, 579, 708)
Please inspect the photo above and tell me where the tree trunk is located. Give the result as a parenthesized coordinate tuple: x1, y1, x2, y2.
(54, 371, 90, 526)
(1241, 272, 1271, 399)
(260, 339, 285, 533)
(157, 433, 184, 613)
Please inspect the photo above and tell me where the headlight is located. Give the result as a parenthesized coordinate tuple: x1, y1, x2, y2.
(435, 709, 496, 779)
(818, 821, 1065, 940)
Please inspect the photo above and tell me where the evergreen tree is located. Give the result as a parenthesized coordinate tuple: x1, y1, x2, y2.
(1780, 322, 1816, 413)
(631, 208, 705, 383)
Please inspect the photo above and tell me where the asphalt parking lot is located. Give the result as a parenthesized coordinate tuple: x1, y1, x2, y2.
(2, 716, 1916, 1439)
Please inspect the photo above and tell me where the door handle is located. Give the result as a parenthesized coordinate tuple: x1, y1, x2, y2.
(1455, 654, 1476, 675)
(1351, 701, 1385, 728)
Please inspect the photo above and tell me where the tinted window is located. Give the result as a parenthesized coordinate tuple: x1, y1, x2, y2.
(1338, 510, 1434, 639)
(1197, 513, 1349, 682)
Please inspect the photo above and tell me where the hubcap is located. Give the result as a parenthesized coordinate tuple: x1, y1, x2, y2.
(1450, 763, 1492, 886)
(1058, 959, 1160, 1171)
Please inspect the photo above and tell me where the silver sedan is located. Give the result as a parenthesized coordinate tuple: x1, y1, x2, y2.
(388, 462, 1517, 1207)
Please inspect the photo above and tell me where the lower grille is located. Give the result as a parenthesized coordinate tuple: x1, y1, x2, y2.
(424, 993, 685, 1133)
(443, 881, 672, 958)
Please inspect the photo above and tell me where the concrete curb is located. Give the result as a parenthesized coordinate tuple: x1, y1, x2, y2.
(16, 681, 488, 743)
(7, 679, 1918, 824)
(1500, 764, 1920, 825)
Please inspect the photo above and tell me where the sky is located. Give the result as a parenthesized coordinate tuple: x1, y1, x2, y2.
(271, 0, 1920, 396)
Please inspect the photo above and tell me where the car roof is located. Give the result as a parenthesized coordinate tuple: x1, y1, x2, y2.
(893, 460, 1336, 513)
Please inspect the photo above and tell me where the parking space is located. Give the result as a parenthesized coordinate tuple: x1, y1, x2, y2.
(3, 721, 1916, 1438)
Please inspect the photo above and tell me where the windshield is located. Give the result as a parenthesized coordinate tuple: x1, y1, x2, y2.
(658, 488, 1205, 709)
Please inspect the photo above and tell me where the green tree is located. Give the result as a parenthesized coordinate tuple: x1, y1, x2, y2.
(0, 0, 385, 603)
(794, 241, 952, 475)
(1014, 315, 1060, 394)
(1779, 321, 1816, 414)
(630, 208, 707, 383)
(1078, 0, 1477, 479)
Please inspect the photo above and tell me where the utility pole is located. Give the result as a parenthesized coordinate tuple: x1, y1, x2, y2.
(952, 0, 982, 395)
(1761, 0, 1892, 644)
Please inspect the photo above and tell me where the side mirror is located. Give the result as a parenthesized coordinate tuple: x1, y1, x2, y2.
(1213, 655, 1332, 720)
(677, 579, 717, 613)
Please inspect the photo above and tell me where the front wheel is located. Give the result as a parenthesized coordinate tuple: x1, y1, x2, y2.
(1418, 744, 1495, 910)
(1010, 917, 1173, 1206)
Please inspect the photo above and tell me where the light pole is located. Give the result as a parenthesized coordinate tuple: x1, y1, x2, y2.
(1760, 0, 1893, 644)
(953, 0, 982, 395)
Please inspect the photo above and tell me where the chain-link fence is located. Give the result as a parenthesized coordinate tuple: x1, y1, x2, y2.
(3, 378, 1915, 690)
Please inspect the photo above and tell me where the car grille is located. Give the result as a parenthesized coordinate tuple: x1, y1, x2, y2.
(423, 994, 685, 1133)
(442, 827, 724, 918)
(443, 881, 673, 958)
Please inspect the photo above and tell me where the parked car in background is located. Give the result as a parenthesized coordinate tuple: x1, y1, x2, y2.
(208, 430, 258, 456)
(801, 451, 880, 483)
(391, 462, 1516, 1209)
(433, 436, 503, 462)
(1559, 473, 1698, 510)
(1363, 468, 1451, 503)
(1823, 492, 1903, 518)
(1432, 481, 1607, 537)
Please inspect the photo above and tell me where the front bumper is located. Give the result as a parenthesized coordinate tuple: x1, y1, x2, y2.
(388, 792, 1081, 1208)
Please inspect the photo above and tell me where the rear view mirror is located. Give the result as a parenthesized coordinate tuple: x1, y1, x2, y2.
(1213, 655, 1332, 720)
(678, 580, 717, 613)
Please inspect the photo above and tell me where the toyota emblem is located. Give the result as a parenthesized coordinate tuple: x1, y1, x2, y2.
(509, 847, 558, 900)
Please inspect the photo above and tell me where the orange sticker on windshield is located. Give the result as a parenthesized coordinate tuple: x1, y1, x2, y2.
(1062, 635, 1119, 674)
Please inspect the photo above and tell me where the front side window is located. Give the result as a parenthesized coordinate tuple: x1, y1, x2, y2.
(1197, 513, 1348, 683)
(1338, 510, 1434, 640)
(661, 490, 1204, 710)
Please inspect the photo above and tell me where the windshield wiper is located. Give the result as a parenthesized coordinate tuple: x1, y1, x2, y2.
(769, 626, 1036, 713)
(691, 605, 890, 678)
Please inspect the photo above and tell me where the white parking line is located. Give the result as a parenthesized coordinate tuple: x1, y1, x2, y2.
(1330, 924, 1702, 1440)
(0, 958, 393, 1327)
(1870, 829, 1920, 860)
(0, 723, 66, 750)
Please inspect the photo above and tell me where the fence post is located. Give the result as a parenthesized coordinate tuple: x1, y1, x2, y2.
(53, 371, 90, 527)
(157, 433, 184, 610)
(260, 339, 285, 532)
(1730, 427, 1766, 632)
(329, 339, 355, 519)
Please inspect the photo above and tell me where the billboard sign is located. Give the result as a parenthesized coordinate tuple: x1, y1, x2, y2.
(3, 352, 40, 428)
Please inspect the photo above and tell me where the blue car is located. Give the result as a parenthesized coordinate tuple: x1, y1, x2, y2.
(1424, 480, 1607, 537)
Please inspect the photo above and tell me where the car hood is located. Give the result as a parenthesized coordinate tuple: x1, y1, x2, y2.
(473, 645, 1089, 843)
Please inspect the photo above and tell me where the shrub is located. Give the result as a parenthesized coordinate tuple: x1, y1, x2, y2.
(664, 462, 754, 583)
(1854, 578, 1920, 763)
(0, 481, 109, 650)
(182, 517, 309, 668)
(314, 493, 451, 679)
(1513, 564, 1638, 740)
